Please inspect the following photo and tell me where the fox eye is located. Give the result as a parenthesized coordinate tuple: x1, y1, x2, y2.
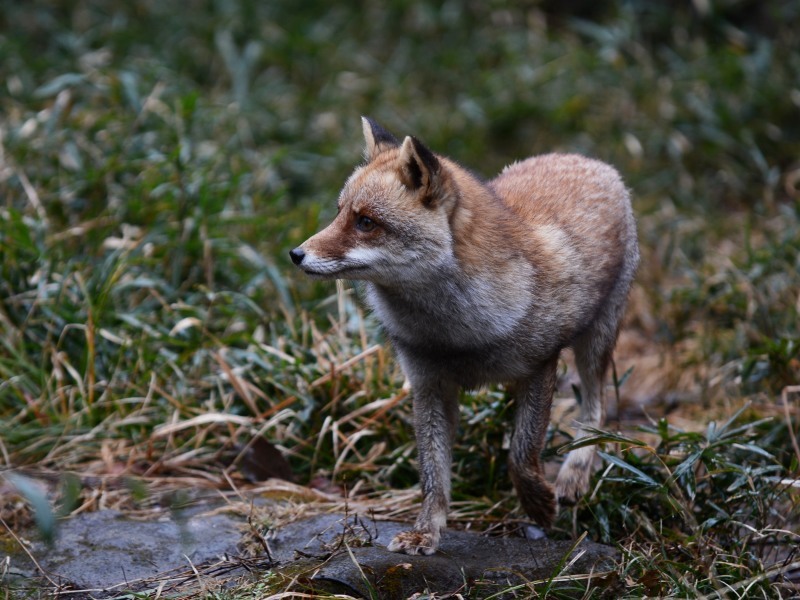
(355, 215, 377, 232)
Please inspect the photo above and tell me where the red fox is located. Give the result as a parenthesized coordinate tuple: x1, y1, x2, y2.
(290, 117, 639, 555)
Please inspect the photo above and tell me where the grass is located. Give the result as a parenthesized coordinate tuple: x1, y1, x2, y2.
(1, 0, 800, 597)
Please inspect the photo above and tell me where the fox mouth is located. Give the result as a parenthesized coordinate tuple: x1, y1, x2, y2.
(300, 264, 369, 278)
(290, 247, 376, 279)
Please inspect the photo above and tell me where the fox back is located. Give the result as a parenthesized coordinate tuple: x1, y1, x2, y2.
(291, 117, 638, 555)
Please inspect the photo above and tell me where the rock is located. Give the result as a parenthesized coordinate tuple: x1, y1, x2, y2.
(5, 508, 242, 597)
(3, 509, 617, 599)
(266, 514, 618, 598)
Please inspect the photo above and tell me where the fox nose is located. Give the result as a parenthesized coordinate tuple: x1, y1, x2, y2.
(289, 247, 305, 265)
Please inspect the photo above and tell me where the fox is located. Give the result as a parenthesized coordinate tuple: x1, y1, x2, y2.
(290, 117, 639, 556)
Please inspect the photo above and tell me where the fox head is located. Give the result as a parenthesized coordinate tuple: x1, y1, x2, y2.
(289, 117, 458, 284)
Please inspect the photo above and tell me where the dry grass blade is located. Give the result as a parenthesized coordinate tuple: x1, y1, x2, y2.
(153, 413, 254, 437)
(697, 561, 800, 600)
(264, 593, 358, 599)
(311, 344, 382, 388)
(781, 386, 800, 467)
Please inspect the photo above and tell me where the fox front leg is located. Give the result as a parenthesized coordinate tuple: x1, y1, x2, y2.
(508, 357, 559, 530)
(387, 379, 459, 555)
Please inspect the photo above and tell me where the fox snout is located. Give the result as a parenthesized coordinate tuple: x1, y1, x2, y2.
(289, 232, 367, 279)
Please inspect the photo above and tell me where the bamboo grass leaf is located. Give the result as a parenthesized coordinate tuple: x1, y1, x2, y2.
(598, 451, 659, 488)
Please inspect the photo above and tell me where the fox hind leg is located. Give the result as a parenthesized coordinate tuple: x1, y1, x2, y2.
(556, 315, 620, 506)
(508, 356, 559, 529)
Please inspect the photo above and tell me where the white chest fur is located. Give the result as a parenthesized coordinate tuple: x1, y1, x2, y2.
(364, 258, 534, 352)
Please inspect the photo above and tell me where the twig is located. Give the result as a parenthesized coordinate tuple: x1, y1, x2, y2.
(247, 513, 274, 563)
(220, 464, 274, 563)
(183, 554, 205, 591)
(0, 516, 61, 590)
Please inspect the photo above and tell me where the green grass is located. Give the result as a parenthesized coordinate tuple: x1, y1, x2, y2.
(2, 0, 800, 597)
(566, 407, 800, 598)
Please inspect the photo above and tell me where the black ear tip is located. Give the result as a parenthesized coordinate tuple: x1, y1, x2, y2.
(365, 117, 399, 148)
(410, 136, 440, 171)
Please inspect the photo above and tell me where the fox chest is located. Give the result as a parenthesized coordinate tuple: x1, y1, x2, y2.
(364, 282, 549, 384)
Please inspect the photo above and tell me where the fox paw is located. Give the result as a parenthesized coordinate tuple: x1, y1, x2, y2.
(555, 459, 592, 506)
(387, 530, 439, 555)
(512, 472, 556, 528)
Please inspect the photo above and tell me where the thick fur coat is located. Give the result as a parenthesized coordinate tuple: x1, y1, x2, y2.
(291, 118, 639, 555)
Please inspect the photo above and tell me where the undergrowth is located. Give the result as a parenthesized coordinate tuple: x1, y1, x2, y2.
(1, 0, 799, 597)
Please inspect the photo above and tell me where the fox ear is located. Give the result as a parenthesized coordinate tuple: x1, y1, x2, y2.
(362, 116, 399, 161)
(398, 135, 440, 194)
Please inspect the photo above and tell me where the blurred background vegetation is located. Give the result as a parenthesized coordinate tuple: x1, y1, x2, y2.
(1, 0, 799, 596)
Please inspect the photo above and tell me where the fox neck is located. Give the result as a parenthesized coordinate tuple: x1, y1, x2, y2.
(364, 163, 536, 350)
(364, 250, 534, 352)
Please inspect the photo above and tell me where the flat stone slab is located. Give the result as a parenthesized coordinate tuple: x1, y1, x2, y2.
(4, 509, 617, 598)
(268, 514, 618, 598)
(6, 508, 242, 596)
